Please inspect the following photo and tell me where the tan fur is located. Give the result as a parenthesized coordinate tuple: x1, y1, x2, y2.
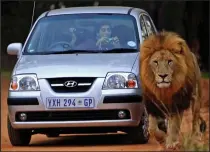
(139, 31, 205, 149)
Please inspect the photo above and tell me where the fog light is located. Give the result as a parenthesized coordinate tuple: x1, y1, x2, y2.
(118, 111, 126, 119)
(19, 113, 27, 121)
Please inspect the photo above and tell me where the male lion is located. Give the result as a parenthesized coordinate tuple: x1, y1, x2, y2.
(139, 31, 206, 149)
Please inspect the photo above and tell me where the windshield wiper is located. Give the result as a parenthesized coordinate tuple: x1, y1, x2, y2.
(49, 50, 101, 54)
(50, 48, 138, 54)
(24, 48, 138, 55)
(102, 48, 138, 53)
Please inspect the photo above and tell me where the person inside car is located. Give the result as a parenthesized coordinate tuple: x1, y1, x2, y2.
(75, 21, 121, 51)
(95, 22, 121, 50)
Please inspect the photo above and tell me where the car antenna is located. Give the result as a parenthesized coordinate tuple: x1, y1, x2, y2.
(30, 1, 36, 29)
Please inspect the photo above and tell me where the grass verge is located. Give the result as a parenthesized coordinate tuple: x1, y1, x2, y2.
(202, 72, 210, 79)
(0, 70, 12, 77)
(180, 132, 209, 151)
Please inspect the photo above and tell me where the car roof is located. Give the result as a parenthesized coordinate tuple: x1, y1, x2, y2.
(45, 6, 146, 16)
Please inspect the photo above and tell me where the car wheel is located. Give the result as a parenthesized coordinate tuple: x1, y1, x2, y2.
(7, 116, 31, 146)
(126, 107, 150, 144)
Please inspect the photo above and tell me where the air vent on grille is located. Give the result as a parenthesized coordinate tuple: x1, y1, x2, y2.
(15, 110, 131, 121)
(47, 77, 96, 93)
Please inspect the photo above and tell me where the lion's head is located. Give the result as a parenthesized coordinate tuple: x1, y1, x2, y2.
(149, 50, 178, 88)
(140, 31, 195, 101)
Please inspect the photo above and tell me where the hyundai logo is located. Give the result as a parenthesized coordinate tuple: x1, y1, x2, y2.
(64, 80, 77, 88)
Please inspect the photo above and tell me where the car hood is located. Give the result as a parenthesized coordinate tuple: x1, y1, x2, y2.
(15, 53, 138, 78)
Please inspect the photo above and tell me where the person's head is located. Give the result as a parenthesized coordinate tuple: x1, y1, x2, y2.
(96, 21, 112, 38)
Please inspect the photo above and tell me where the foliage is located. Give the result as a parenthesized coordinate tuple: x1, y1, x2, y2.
(202, 72, 210, 78)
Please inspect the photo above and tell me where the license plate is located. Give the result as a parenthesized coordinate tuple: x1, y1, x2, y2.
(46, 97, 95, 109)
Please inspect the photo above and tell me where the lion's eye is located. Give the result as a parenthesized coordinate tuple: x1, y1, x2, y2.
(168, 60, 173, 65)
(153, 60, 158, 65)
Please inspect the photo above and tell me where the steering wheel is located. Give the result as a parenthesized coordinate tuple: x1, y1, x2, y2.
(48, 41, 72, 50)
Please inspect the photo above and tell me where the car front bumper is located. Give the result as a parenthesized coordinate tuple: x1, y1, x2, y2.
(8, 78, 144, 129)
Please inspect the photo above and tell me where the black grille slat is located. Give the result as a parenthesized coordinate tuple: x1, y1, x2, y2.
(16, 110, 130, 121)
(47, 77, 95, 84)
(47, 77, 96, 93)
(103, 95, 142, 103)
(7, 98, 39, 105)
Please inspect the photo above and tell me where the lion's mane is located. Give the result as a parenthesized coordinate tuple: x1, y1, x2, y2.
(139, 31, 199, 104)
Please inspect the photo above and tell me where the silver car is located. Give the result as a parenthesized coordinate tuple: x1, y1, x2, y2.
(7, 6, 157, 146)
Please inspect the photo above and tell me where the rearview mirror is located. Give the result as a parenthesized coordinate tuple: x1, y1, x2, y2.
(7, 43, 22, 56)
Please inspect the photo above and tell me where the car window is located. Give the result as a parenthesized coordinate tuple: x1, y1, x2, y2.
(23, 14, 140, 55)
(139, 15, 148, 41)
(142, 14, 156, 36)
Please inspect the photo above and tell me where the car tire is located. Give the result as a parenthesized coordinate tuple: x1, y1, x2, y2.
(7, 116, 31, 146)
(125, 107, 150, 144)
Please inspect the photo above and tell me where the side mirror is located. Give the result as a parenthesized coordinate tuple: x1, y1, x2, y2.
(7, 43, 22, 56)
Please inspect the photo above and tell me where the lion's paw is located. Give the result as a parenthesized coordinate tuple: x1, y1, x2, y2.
(154, 130, 166, 143)
(149, 129, 166, 144)
(192, 132, 205, 142)
(165, 141, 180, 150)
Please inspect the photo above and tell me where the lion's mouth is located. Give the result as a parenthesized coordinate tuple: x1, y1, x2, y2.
(157, 81, 171, 88)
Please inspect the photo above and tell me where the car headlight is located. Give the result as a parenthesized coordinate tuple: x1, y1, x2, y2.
(102, 72, 138, 89)
(9, 74, 40, 91)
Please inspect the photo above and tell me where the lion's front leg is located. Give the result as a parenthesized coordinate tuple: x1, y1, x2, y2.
(191, 89, 206, 140)
(191, 58, 207, 139)
(192, 95, 202, 138)
(165, 112, 183, 149)
(149, 115, 166, 143)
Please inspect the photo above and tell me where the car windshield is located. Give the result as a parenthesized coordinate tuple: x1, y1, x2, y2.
(23, 14, 139, 55)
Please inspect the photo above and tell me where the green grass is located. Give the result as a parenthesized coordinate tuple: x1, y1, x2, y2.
(180, 132, 209, 151)
(202, 72, 210, 79)
(0, 69, 12, 77)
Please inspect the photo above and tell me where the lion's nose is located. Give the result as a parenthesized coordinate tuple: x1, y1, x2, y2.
(158, 74, 168, 79)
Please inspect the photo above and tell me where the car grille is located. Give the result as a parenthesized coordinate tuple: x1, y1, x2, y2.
(46, 77, 96, 93)
(15, 110, 131, 122)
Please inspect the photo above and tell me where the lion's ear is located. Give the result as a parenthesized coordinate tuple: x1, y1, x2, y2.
(180, 46, 184, 54)
(178, 41, 186, 55)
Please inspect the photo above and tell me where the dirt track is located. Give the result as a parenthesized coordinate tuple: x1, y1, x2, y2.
(1, 75, 209, 151)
